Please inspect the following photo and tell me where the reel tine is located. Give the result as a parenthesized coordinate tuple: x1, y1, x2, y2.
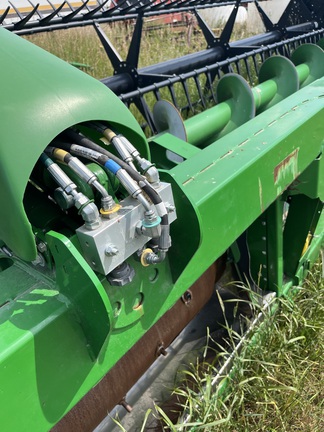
(40, 2, 67, 24)
(153, 88, 161, 102)
(13, 3, 41, 30)
(194, 75, 207, 110)
(243, 57, 253, 85)
(167, 84, 178, 108)
(206, 69, 218, 104)
(83, 0, 111, 18)
(62, 0, 90, 21)
(0, 6, 10, 25)
(182, 79, 195, 114)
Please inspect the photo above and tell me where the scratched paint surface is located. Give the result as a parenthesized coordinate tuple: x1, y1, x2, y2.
(274, 148, 299, 193)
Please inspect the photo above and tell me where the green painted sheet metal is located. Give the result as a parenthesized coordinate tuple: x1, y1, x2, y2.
(0, 28, 148, 262)
(0, 35, 323, 431)
(159, 77, 324, 291)
(46, 231, 113, 358)
(292, 149, 324, 200)
(0, 77, 323, 428)
(0, 246, 175, 431)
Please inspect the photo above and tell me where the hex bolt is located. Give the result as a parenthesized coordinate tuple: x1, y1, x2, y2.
(1, 246, 13, 257)
(37, 242, 47, 253)
(32, 254, 46, 267)
(165, 202, 176, 213)
(156, 343, 168, 357)
(119, 398, 132, 413)
(105, 244, 119, 256)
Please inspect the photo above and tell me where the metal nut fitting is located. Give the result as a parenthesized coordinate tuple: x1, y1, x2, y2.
(37, 242, 47, 253)
(74, 192, 89, 210)
(106, 262, 135, 286)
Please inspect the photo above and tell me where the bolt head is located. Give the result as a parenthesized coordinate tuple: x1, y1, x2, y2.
(105, 244, 119, 256)
(37, 242, 47, 253)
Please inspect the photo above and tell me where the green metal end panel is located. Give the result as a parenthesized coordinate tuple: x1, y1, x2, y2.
(45, 231, 113, 359)
(0, 279, 96, 431)
(0, 28, 148, 262)
(0, 242, 176, 431)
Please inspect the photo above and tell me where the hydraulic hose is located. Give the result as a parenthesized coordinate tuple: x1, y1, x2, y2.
(63, 129, 163, 208)
(45, 147, 117, 215)
(39, 153, 100, 230)
(62, 131, 169, 232)
(55, 142, 153, 213)
(100, 129, 138, 172)
(64, 143, 169, 258)
(89, 122, 160, 185)
(60, 130, 171, 264)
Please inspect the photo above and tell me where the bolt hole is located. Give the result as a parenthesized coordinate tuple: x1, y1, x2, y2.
(0, 258, 14, 272)
(182, 290, 192, 305)
(149, 268, 159, 283)
(113, 301, 122, 317)
(133, 292, 144, 309)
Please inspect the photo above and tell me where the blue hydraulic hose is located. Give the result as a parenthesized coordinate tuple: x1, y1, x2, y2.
(104, 159, 121, 175)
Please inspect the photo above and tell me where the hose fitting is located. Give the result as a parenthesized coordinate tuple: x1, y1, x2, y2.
(101, 128, 137, 172)
(47, 146, 119, 217)
(118, 135, 160, 186)
(141, 248, 167, 266)
(39, 153, 100, 230)
(137, 209, 162, 239)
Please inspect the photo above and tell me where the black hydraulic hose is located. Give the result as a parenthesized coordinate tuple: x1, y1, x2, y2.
(63, 129, 164, 209)
(57, 132, 170, 264)
(57, 137, 168, 228)
(55, 140, 108, 165)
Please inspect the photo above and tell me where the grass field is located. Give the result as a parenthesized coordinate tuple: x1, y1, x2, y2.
(25, 23, 206, 79)
(24, 20, 253, 79)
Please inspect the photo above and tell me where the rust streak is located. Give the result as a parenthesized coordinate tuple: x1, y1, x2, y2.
(274, 148, 299, 185)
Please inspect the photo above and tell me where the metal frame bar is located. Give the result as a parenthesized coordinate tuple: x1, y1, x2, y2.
(1, 0, 253, 34)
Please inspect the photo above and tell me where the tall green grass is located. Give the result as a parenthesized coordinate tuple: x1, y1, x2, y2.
(24, 22, 206, 79)
(25, 20, 259, 80)
(143, 260, 324, 431)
